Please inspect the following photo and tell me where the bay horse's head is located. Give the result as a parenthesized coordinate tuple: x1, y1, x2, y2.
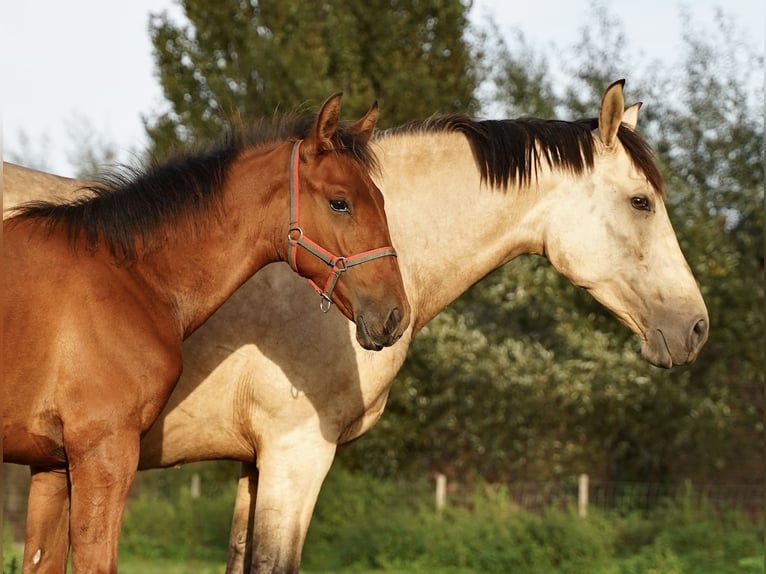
(287, 94, 410, 350)
(540, 80, 708, 367)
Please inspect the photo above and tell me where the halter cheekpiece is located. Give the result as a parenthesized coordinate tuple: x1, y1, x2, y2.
(287, 139, 398, 312)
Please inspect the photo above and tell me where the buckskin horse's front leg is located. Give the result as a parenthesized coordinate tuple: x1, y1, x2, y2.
(243, 440, 337, 574)
(23, 468, 70, 573)
(227, 461, 259, 573)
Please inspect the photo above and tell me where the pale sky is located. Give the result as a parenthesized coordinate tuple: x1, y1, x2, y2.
(2, 0, 763, 177)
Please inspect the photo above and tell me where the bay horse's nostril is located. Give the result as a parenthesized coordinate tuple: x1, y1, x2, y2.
(386, 307, 403, 335)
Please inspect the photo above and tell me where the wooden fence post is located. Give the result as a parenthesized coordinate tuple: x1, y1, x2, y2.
(435, 472, 446, 514)
(578, 473, 589, 518)
(191, 473, 201, 499)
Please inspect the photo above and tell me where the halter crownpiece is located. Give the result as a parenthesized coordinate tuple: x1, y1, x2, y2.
(286, 139, 398, 312)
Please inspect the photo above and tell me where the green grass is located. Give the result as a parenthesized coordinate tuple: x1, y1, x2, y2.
(2, 547, 226, 574)
(4, 547, 764, 574)
(5, 469, 763, 574)
(118, 556, 225, 574)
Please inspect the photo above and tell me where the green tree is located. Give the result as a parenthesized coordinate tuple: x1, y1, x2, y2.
(483, 24, 557, 119)
(145, 0, 481, 157)
(648, 9, 764, 483)
(341, 5, 763, 485)
(64, 113, 120, 179)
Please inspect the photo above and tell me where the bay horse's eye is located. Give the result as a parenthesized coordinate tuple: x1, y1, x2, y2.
(329, 199, 351, 213)
(631, 196, 650, 211)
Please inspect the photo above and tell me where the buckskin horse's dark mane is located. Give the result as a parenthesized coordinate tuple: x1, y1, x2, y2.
(380, 114, 664, 195)
(8, 112, 378, 263)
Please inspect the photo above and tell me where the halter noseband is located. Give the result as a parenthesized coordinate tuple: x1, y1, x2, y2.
(287, 139, 397, 313)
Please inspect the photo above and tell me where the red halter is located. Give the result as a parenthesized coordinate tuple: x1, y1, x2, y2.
(287, 140, 398, 312)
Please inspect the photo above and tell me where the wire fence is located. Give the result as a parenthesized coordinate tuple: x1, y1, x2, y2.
(439, 474, 764, 518)
(4, 463, 764, 547)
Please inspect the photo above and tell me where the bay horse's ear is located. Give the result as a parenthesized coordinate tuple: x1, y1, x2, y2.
(598, 79, 626, 149)
(305, 92, 343, 154)
(349, 101, 379, 144)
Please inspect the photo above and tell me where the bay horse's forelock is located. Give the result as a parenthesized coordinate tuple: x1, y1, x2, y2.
(7, 81, 707, 574)
(2, 94, 410, 573)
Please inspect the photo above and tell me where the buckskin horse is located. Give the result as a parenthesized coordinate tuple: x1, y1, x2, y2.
(5, 80, 708, 573)
(2, 93, 410, 573)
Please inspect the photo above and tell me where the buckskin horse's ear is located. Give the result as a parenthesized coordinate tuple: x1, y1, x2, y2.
(349, 101, 379, 144)
(305, 92, 343, 154)
(598, 79, 625, 149)
(622, 102, 642, 130)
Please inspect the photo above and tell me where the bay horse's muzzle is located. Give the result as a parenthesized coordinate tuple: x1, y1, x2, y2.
(354, 305, 408, 351)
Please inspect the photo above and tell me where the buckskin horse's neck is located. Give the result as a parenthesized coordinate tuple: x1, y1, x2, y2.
(376, 132, 553, 334)
(133, 146, 287, 339)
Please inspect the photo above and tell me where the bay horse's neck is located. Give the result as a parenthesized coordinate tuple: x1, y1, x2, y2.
(133, 146, 286, 338)
(376, 132, 554, 333)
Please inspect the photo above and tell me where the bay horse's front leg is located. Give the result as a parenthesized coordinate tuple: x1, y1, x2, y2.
(226, 461, 259, 574)
(22, 468, 70, 573)
(248, 441, 337, 574)
(66, 430, 140, 573)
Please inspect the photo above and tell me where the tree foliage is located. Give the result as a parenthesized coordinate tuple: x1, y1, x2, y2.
(145, 0, 480, 157)
(340, 6, 764, 485)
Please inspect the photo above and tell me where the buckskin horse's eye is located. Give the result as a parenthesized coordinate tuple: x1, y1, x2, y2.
(329, 199, 350, 213)
(631, 196, 650, 211)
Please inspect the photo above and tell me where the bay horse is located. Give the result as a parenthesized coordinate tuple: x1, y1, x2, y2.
(1, 93, 410, 573)
(5, 81, 708, 573)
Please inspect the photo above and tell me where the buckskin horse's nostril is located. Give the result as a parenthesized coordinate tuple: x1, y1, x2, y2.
(690, 317, 709, 352)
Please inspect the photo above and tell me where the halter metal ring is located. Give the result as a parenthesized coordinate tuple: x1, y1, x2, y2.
(319, 293, 333, 313)
(333, 257, 348, 272)
(288, 226, 304, 242)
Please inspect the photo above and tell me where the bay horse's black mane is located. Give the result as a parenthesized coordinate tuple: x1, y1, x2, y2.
(9, 112, 378, 263)
(380, 114, 664, 195)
